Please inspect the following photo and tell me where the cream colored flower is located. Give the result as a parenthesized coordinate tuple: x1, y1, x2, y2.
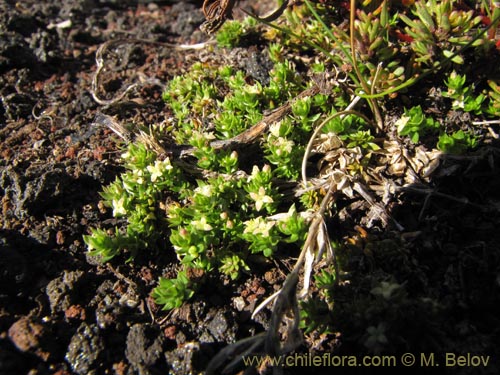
(269, 121, 283, 137)
(249, 187, 274, 211)
(147, 159, 173, 182)
(195, 184, 213, 197)
(395, 115, 410, 134)
(243, 217, 275, 237)
(112, 197, 127, 217)
(371, 281, 400, 300)
(273, 137, 294, 154)
(192, 216, 213, 231)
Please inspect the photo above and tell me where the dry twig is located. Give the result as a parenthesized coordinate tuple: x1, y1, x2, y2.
(91, 38, 209, 106)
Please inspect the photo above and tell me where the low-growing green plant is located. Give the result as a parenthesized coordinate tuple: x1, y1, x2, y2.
(297, 265, 338, 335)
(314, 267, 337, 302)
(151, 271, 195, 310)
(216, 20, 244, 48)
(320, 113, 380, 154)
(84, 143, 183, 262)
(396, 105, 440, 143)
(165, 175, 309, 299)
(215, 16, 259, 48)
(443, 71, 486, 114)
(399, 0, 485, 66)
(85, 57, 321, 309)
(300, 297, 333, 334)
(437, 129, 478, 154)
(219, 254, 251, 280)
(353, 3, 407, 94)
(343, 129, 380, 151)
(486, 80, 500, 116)
(85, 145, 309, 309)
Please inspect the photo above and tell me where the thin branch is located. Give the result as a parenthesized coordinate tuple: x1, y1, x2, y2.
(91, 38, 210, 106)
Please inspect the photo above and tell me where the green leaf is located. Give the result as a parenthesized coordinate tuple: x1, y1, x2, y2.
(443, 50, 463, 64)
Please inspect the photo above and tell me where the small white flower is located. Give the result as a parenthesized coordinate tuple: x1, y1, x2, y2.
(147, 159, 173, 182)
(274, 137, 294, 154)
(371, 281, 400, 300)
(247, 83, 262, 94)
(269, 121, 283, 137)
(452, 97, 465, 109)
(195, 184, 213, 197)
(249, 187, 274, 211)
(395, 115, 410, 134)
(112, 197, 127, 217)
(192, 216, 213, 231)
(244, 217, 275, 237)
(147, 162, 163, 183)
(250, 165, 260, 178)
(132, 169, 144, 185)
(365, 323, 388, 350)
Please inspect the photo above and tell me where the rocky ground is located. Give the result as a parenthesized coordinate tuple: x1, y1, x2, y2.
(1, 1, 500, 375)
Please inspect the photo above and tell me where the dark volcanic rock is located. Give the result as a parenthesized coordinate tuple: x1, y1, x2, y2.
(46, 270, 85, 314)
(125, 323, 166, 374)
(65, 322, 104, 375)
(206, 309, 233, 342)
(165, 342, 203, 375)
(0, 32, 37, 72)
